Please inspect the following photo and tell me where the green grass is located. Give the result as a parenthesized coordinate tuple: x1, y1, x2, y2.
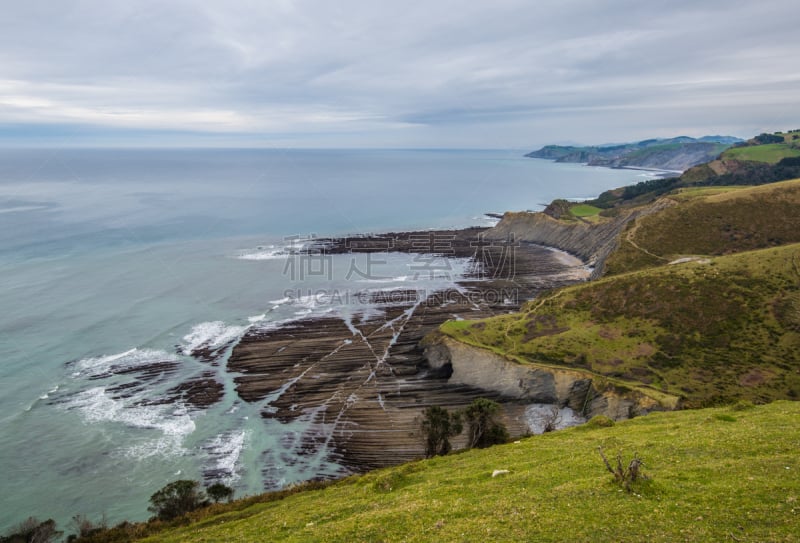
(442, 244, 800, 408)
(570, 203, 602, 217)
(605, 178, 800, 275)
(667, 185, 748, 202)
(722, 143, 800, 163)
(138, 402, 800, 542)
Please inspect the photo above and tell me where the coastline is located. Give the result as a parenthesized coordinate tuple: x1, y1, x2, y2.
(224, 225, 596, 474)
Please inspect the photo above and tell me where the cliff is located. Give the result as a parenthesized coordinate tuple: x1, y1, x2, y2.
(424, 336, 677, 420)
(483, 199, 672, 278)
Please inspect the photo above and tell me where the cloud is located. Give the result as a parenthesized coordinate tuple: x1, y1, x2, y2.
(0, 0, 798, 147)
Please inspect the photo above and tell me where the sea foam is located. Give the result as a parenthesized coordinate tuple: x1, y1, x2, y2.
(70, 348, 179, 379)
(180, 321, 249, 356)
(63, 387, 196, 458)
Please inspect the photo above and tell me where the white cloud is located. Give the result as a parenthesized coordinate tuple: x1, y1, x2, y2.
(0, 0, 798, 146)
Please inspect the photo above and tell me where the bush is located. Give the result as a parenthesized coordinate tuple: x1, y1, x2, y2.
(148, 480, 208, 521)
(66, 514, 107, 542)
(420, 406, 463, 457)
(463, 398, 509, 448)
(1, 517, 61, 543)
(583, 415, 616, 429)
(598, 447, 647, 492)
(206, 482, 234, 503)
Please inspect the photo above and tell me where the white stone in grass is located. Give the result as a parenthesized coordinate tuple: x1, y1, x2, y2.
(491, 469, 510, 477)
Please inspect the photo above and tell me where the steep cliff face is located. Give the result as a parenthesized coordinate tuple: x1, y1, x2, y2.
(425, 337, 676, 420)
(484, 200, 672, 278)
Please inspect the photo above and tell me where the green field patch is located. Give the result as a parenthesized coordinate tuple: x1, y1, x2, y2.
(722, 143, 800, 163)
(570, 203, 603, 217)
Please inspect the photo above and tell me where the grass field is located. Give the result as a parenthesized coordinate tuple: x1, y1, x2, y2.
(722, 143, 800, 163)
(138, 401, 800, 543)
(442, 244, 800, 408)
(569, 203, 603, 217)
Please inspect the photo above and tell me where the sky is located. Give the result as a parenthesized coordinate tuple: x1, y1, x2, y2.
(0, 0, 798, 148)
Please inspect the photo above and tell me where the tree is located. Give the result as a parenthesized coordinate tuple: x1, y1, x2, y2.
(463, 398, 509, 448)
(148, 480, 208, 521)
(420, 406, 463, 457)
(206, 482, 234, 503)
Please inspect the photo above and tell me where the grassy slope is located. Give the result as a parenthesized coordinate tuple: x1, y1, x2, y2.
(144, 402, 800, 543)
(605, 178, 800, 275)
(441, 244, 800, 407)
(722, 143, 800, 163)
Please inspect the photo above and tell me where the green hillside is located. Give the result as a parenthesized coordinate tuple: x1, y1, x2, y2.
(127, 402, 800, 542)
(722, 143, 800, 163)
(604, 178, 800, 275)
(442, 244, 800, 408)
(587, 130, 800, 209)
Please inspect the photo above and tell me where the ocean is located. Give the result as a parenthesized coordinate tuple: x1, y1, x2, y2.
(0, 148, 648, 530)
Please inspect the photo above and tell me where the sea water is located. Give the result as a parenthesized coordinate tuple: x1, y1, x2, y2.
(0, 148, 648, 530)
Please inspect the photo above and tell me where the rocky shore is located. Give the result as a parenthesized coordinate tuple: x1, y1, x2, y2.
(226, 226, 599, 472)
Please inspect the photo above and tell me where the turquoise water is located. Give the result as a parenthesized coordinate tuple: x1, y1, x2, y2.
(0, 149, 646, 530)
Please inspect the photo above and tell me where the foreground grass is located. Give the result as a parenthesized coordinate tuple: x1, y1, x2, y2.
(442, 244, 800, 407)
(143, 402, 800, 542)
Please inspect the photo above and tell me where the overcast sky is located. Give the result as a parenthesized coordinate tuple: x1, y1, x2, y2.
(1, 0, 798, 148)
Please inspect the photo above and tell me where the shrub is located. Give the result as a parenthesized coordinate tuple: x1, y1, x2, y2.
(206, 482, 234, 503)
(584, 415, 615, 429)
(598, 447, 647, 492)
(66, 514, 107, 541)
(421, 406, 463, 457)
(463, 398, 509, 448)
(1, 517, 61, 543)
(148, 480, 208, 521)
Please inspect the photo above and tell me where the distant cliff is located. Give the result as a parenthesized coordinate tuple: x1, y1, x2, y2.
(526, 136, 741, 172)
(483, 200, 672, 279)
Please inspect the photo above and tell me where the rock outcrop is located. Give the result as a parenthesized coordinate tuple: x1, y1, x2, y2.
(425, 336, 675, 420)
(484, 201, 673, 278)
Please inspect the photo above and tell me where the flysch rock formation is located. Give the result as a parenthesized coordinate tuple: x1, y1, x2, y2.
(226, 228, 627, 474)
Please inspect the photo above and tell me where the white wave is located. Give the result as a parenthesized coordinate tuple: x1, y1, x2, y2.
(63, 387, 195, 458)
(269, 297, 291, 305)
(71, 348, 179, 378)
(39, 385, 60, 400)
(236, 247, 288, 260)
(181, 321, 249, 356)
(248, 314, 266, 323)
(358, 275, 410, 284)
(205, 430, 249, 484)
(293, 293, 333, 309)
